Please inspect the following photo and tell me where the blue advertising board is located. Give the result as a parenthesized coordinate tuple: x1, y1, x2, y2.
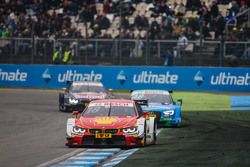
(0, 64, 249, 91)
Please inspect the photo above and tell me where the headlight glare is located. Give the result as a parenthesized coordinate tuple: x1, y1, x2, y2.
(128, 127, 137, 133)
(122, 126, 137, 133)
(72, 126, 86, 133)
(163, 110, 175, 116)
(69, 98, 79, 104)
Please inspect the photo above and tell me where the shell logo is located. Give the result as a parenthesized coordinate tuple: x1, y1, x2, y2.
(94, 117, 117, 124)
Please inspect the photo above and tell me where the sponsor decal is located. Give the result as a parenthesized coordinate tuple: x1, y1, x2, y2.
(194, 71, 204, 86)
(58, 70, 102, 82)
(0, 68, 27, 82)
(89, 102, 133, 107)
(73, 94, 105, 99)
(42, 68, 51, 83)
(117, 70, 126, 85)
(94, 117, 118, 124)
(133, 90, 170, 95)
(95, 133, 112, 138)
(72, 82, 102, 86)
(211, 72, 250, 86)
(133, 71, 178, 84)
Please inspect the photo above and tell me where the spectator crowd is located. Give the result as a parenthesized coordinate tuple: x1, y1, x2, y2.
(0, 0, 249, 41)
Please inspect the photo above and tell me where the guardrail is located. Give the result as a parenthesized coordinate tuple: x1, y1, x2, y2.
(0, 38, 249, 66)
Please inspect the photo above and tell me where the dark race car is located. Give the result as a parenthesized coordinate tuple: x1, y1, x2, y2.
(59, 81, 113, 112)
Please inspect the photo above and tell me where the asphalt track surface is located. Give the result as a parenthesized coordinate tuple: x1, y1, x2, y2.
(1, 89, 250, 167)
(0, 89, 130, 167)
(0, 89, 78, 167)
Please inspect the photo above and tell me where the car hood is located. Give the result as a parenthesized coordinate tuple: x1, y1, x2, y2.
(141, 103, 174, 112)
(76, 116, 137, 129)
(71, 92, 107, 100)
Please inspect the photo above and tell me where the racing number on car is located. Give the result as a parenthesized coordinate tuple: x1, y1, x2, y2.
(149, 113, 156, 118)
(95, 133, 112, 138)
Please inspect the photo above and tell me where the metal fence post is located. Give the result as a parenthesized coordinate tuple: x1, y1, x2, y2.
(219, 39, 225, 67)
(115, 39, 118, 65)
(10, 38, 14, 63)
(157, 41, 160, 58)
(146, 36, 149, 65)
(95, 38, 98, 57)
(44, 39, 47, 64)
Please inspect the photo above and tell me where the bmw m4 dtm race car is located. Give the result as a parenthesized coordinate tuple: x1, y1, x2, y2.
(59, 81, 113, 112)
(66, 99, 157, 147)
(131, 90, 182, 127)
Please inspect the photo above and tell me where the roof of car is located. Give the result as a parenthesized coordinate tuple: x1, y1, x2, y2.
(131, 89, 170, 95)
(71, 81, 103, 86)
(73, 80, 101, 83)
(90, 99, 134, 103)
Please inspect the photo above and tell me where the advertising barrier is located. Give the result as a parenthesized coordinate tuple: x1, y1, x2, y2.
(0, 64, 249, 91)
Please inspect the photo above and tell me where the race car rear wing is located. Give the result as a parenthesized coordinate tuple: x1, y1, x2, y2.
(134, 99, 148, 106)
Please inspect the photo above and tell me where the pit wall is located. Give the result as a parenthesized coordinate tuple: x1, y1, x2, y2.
(0, 64, 249, 92)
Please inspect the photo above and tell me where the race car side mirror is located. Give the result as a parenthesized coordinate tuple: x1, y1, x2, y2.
(108, 89, 113, 94)
(66, 80, 73, 86)
(143, 111, 149, 119)
(62, 88, 68, 93)
(177, 98, 182, 106)
(72, 111, 79, 118)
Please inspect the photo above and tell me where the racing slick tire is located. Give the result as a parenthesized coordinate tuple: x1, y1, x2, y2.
(59, 103, 67, 112)
(142, 122, 147, 147)
(59, 104, 71, 112)
(59, 93, 69, 112)
(152, 121, 157, 145)
(177, 121, 182, 128)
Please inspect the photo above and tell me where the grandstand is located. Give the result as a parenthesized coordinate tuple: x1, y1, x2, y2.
(0, 0, 249, 66)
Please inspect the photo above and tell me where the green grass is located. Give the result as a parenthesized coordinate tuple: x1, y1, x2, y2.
(116, 110, 250, 167)
(115, 90, 231, 111)
(172, 91, 231, 111)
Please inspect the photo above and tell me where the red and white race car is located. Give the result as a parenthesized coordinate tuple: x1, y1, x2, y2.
(66, 99, 157, 147)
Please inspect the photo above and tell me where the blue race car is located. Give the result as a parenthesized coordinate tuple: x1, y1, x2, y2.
(131, 90, 182, 127)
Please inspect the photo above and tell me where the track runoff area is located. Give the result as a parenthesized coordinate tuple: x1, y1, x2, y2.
(38, 129, 162, 167)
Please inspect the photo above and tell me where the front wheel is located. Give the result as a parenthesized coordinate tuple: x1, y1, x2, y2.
(176, 121, 182, 128)
(152, 121, 157, 145)
(59, 103, 69, 112)
(141, 122, 147, 147)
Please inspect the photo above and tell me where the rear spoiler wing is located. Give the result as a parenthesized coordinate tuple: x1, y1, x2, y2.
(134, 99, 148, 106)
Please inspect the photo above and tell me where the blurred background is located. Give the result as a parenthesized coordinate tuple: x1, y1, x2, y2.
(0, 0, 249, 66)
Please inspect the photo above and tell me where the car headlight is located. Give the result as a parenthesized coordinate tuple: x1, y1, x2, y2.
(122, 126, 137, 133)
(69, 98, 79, 104)
(72, 126, 86, 133)
(163, 110, 175, 116)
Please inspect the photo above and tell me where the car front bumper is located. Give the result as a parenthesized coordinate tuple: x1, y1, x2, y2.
(66, 135, 144, 147)
(159, 117, 181, 127)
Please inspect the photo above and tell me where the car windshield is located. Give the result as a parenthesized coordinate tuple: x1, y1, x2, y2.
(82, 102, 136, 117)
(131, 93, 172, 104)
(69, 83, 105, 93)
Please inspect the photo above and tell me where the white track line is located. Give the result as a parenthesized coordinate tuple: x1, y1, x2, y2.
(36, 149, 84, 167)
(38, 130, 162, 167)
(102, 129, 162, 167)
